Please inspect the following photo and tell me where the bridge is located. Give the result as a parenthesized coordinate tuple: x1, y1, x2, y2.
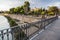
(0, 16, 59, 40)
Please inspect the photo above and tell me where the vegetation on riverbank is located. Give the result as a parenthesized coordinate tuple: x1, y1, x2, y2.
(4, 16, 18, 27)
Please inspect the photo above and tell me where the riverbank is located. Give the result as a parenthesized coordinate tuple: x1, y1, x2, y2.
(0, 13, 56, 25)
(4, 16, 18, 27)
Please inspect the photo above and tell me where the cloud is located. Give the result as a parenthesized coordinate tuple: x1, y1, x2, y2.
(29, 0, 35, 4)
(0, 0, 60, 11)
(0, 0, 25, 11)
(48, 2, 60, 7)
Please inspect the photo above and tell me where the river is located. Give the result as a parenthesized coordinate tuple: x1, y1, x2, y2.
(0, 16, 12, 40)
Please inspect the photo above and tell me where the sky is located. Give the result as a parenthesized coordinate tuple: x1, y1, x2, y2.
(0, 0, 60, 11)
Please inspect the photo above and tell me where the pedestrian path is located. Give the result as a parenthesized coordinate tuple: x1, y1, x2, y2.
(32, 17, 60, 40)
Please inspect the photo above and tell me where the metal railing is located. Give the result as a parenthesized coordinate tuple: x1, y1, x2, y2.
(0, 16, 58, 40)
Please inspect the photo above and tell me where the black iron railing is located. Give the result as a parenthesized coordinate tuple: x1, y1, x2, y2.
(0, 16, 58, 40)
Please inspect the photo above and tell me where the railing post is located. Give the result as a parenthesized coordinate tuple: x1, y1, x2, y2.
(1, 31, 4, 40)
(7, 29, 9, 40)
(11, 29, 14, 40)
(44, 21, 45, 30)
(40, 21, 43, 29)
(18, 27, 21, 40)
(26, 27, 29, 40)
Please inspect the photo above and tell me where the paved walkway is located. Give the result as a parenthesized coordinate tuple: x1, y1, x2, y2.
(32, 17, 60, 40)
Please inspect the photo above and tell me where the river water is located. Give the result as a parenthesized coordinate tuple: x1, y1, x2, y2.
(0, 16, 10, 30)
(0, 16, 12, 40)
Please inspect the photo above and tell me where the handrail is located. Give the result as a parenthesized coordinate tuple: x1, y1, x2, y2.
(0, 16, 58, 40)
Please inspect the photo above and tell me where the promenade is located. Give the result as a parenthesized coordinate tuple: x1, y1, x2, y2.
(32, 16, 60, 40)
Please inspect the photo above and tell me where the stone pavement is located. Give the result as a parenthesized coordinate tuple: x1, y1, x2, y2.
(32, 17, 60, 40)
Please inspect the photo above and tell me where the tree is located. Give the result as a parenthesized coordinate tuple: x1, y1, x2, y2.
(14, 7, 21, 14)
(14, 8, 18, 14)
(9, 1, 30, 15)
(48, 6, 59, 16)
(23, 1, 30, 15)
(19, 6, 25, 14)
(13, 6, 24, 14)
(10, 8, 15, 13)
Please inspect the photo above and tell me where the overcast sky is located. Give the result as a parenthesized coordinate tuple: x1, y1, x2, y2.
(0, 0, 60, 11)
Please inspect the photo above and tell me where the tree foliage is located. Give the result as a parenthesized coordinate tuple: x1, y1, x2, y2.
(9, 1, 59, 16)
(48, 6, 59, 15)
(10, 8, 15, 13)
(9, 1, 30, 15)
